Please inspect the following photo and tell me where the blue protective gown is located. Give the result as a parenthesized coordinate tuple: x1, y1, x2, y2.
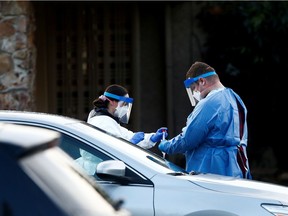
(160, 88, 252, 178)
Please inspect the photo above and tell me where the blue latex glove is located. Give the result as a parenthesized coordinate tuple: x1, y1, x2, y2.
(150, 127, 168, 143)
(130, 132, 145, 144)
(158, 140, 169, 152)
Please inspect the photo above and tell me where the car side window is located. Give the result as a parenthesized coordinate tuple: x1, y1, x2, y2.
(59, 135, 81, 159)
(58, 134, 146, 183)
(58, 134, 112, 179)
(75, 148, 106, 178)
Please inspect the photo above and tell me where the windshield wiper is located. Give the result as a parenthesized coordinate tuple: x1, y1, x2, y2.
(188, 171, 201, 175)
(167, 172, 187, 176)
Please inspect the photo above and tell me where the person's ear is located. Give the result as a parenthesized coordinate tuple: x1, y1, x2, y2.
(199, 78, 205, 86)
(108, 100, 117, 109)
(110, 100, 117, 107)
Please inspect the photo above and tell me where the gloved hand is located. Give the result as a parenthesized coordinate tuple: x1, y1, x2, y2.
(150, 127, 168, 143)
(158, 140, 169, 152)
(130, 132, 145, 144)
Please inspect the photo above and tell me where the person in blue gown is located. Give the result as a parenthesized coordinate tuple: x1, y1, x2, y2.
(158, 61, 252, 179)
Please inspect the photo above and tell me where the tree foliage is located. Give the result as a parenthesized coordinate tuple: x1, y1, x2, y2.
(197, 2, 288, 79)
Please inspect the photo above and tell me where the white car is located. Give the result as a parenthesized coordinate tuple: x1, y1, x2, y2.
(1, 110, 288, 216)
(0, 121, 130, 216)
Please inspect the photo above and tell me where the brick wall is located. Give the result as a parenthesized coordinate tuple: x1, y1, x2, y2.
(0, 1, 35, 110)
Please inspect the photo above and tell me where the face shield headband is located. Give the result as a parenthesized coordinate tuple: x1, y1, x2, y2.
(183, 71, 216, 106)
(104, 92, 134, 104)
(104, 92, 134, 124)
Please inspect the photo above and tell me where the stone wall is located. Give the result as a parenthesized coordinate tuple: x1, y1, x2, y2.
(0, 1, 35, 110)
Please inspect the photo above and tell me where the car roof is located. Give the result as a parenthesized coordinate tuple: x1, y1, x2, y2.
(0, 110, 174, 176)
(0, 122, 60, 157)
(0, 110, 82, 125)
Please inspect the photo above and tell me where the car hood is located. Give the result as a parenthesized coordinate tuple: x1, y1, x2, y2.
(178, 173, 288, 204)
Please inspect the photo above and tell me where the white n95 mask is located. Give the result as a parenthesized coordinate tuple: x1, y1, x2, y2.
(185, 89, 201, 107)
(115, 103, 128, 118)
(192, 91, 201, 102)
(114, 101, 132, 124)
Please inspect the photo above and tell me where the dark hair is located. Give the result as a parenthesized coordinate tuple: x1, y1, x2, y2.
(186, 61, 216, 79)
(92, 84, 128, 108)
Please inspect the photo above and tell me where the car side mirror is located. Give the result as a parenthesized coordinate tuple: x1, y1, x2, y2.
(96, 160, 134, 185)
(97, 160, 126, 177)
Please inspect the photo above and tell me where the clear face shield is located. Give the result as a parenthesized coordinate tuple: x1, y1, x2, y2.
(104, 92, 134, 124)
(184, 71, 216, 107)
(114, 100, 133, 124)
(184, 81, 198, 107)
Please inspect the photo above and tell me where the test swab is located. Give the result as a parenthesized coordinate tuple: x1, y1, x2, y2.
(161, 129, 166, 158)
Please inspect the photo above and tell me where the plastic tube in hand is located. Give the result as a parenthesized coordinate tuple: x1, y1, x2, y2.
(161, 129, 166, 158)
(162, 129, 166, 141)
